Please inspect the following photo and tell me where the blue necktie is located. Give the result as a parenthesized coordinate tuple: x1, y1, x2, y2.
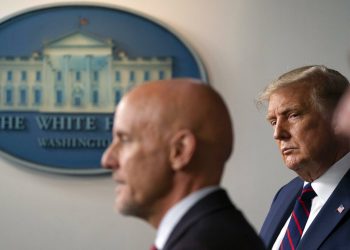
(280, 183, 317, 250)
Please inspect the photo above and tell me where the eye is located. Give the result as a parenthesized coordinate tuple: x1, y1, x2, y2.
(269, 120, 277, 126)
(288, 113, 299, 119)
(119, 134, 131, 143)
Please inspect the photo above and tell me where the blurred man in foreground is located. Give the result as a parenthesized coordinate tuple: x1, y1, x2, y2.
(258, 65, 350, 250)
(101, 78, 264, 250)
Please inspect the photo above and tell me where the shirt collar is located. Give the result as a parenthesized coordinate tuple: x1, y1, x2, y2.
(306, 152, 350, 203)
(155, 186, 220, 250)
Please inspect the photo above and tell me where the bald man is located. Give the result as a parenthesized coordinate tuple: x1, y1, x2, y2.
(101, 79, 264, 250)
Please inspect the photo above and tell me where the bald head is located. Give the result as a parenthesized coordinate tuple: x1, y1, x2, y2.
(102, 78, 233, 225)
(122, 78, 234, 166)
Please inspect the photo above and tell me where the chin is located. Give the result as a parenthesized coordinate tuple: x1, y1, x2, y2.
(116, 199, 142, 218)
(287, 165, 301, 172)
(114, 199, 124, 213)
(115, 203, 132, 216)
(114, 195, 128, 214)
(284, 158, 303, 172)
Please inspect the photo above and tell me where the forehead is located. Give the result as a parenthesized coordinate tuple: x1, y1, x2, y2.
(113, 97, 162, 135)
(267, 85, 312, 114)
(114, 100, 142, 129)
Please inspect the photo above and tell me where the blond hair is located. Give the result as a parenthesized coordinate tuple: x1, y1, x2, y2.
(257, 65, 349, 115)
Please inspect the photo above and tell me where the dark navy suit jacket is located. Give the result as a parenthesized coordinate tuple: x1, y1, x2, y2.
(260, 169, 350, 250)
(163, 189, 265, 250)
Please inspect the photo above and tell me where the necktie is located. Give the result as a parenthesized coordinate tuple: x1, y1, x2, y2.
(150, 244, 158, 250)
(280, 183, 317, 250)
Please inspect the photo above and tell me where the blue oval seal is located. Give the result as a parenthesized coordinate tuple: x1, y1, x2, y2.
(0, 4, 207, 174)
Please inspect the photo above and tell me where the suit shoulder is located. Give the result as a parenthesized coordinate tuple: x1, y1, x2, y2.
(175, 205, 265, 250)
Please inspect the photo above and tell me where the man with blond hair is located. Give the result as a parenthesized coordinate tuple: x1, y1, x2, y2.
(259, 65, 350, 250)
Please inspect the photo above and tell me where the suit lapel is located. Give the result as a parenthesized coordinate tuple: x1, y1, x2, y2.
(297, 170, 350, 250)
(163, 189, 232, 250)
(260, 178, 303, 249)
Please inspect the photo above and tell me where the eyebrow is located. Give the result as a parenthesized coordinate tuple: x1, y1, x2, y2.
(266, 105, 303, 120)
(113, 129, 128, 138)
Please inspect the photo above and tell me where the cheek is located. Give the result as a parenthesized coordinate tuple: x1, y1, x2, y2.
(115, 145, 147, 198)
(122, 146, 170, 196)
(135, 149, 170, 185)
(297, 121, 333, 154)
(289, 122, 319, 153)
(119, 148, 145, 182)
(114, 149, 148, 209)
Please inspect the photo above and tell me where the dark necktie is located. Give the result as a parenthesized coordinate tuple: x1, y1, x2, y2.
(280, 183, 317, 250)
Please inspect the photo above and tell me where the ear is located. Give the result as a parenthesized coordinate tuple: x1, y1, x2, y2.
(169, 129, 196, 171)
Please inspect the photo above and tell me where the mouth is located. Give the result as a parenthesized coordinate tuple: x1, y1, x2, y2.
(281, 147, 297, 155)
(112, 176, 126, 190)
(114, 181, 126, 194)
(112, 173, 124, 184)
(114, 179, 125, 185)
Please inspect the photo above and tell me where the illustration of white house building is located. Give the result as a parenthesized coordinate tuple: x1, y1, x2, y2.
(0, 31, 172, 113)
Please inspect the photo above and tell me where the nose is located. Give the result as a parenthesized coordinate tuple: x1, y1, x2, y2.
(101, 142, 119, 170)
(273, 120, 290, 141)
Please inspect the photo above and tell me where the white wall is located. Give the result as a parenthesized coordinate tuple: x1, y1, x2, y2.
(1, 0, 350, 249)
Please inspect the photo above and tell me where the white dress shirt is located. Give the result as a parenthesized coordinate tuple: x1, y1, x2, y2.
(154, 186, 220, 250)
(272, 152, 350, 250)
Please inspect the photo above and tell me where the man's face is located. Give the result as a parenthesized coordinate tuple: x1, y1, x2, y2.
(101, 100, 173, 218)
(267, 84, 337, 175)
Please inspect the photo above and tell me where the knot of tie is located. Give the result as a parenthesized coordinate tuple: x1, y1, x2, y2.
(300, 183, 317, 202)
